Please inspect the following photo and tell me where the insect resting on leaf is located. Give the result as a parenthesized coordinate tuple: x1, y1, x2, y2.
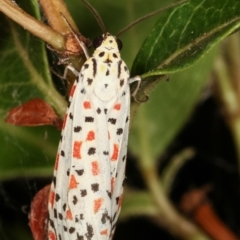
(47, 0, 187, 240)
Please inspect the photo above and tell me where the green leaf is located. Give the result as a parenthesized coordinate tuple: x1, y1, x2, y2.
(129, 46, 218, 167)
(120, 188, 157, 221)
(132, 0, 240, 77)
(0, 0, 65, 180)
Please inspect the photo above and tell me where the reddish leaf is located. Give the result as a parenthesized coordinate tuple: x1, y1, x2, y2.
(5, 98, 63, 129)
(29, 185, 50, 240)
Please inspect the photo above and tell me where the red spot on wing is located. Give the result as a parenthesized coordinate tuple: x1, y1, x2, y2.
(73, 141, 82, 159)
(49, 190, 55, 207)
(118, 194, 123, 209)
(87, 131, 95, 141)
(83, 101, 91, 109)
(62, 114, 68, 130)
(48, 231, 57, 240)
(70, 84, 76, 97)
(111, 144, 119, 161)
(100, 229, 108, 235)
(54, 153, 59, 170)
(111, 177, 115, 193)
(66, 209, 73, 220)
(94, 198, 103, 213)
(91, 161, 100, 176)
(69, 175, 78, 189)
(114, 103, 121, 110)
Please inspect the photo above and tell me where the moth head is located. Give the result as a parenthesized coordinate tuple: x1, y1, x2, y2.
(93, 33, 123, 53)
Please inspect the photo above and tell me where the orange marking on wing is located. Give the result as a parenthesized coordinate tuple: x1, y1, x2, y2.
(54, 153, 59, 170)
(83, 101, 91, 109)
(70, 84, 76, 97)
(66, 209, 73, 220)
(91, 161, 100, 176)
(73, 141, 82, 159)
(114, 103, 121, 110)
(87, 131, 95, 141)
(100, 229, 108, 235)
(94, 198, 103, 213)
(69, 174, 78, 189)
(62, 114, 68, 129)
(111, 177, 115, 193)
(118, 194, 123, 209)
(48, 230, 56, 240)
(111, 144, 119, 161)
(49, 190, 55, 207)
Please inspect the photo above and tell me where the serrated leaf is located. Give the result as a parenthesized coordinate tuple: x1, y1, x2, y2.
(132, 0, 240, 77)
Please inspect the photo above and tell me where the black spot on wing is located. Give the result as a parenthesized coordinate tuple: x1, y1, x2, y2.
(73, 195, 78, 205)
(91, 183, 99, 192)
(120, 79, 124, 87)
(84, 63, 89, 69)
(87, 78, 93, 85)
(49, 219, 54, 228)
(58, 213, 63, 220)
(54, 208, 57, 218)
(80, 189, 87, 197)
(74, 126, 82, 132)
(77, 233, 84, 240)
(101, 211, 111, 224)
(118, 60, 122, 78)
(55, 193, 60, 201)
(108, 118, 116, 124)
(85, 117, 94, 122)
(75, 169, 84, 176)
(69, 227, 75, 234)
(116, 128, 123, 135)
(88, 147, 96, 155)
(96, 108, 101, 114)
(86, 224, 94, 239)
(107, 190, 112, 199)
(92, 58, 97, 77)
(61, 150, 65, 157)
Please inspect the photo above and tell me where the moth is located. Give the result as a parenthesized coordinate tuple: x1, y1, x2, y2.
(47, 0, 187, 239)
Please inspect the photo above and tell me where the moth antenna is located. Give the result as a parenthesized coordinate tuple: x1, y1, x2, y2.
(81, 0, 107, 34)
(60, 13, 90, 58)
(116, 0, 187, 37)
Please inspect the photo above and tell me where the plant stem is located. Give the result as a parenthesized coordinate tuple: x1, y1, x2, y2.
(137, 106, 210, 240)
(0, 0, 65, 50)
(214, 46, 240, 170)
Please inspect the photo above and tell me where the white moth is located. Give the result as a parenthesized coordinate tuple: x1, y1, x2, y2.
(47, 0, 186, 239)
(48, 31, 140, 240)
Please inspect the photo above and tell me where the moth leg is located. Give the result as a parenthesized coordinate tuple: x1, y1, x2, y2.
(129, 75, 141, 101)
